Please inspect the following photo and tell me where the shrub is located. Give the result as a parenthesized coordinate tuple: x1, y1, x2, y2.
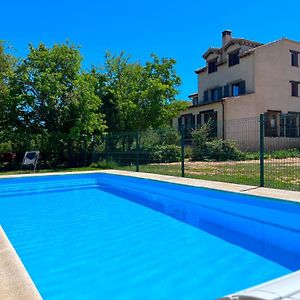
(203, 139, 245, 161)
(141, 127, 180, 150)
(184, 146, 192, 159)
(151, 145, 181, 163)
(90, 159, 120, 169)
(267, 148, 300, 159)
(191, 123, 211, 161)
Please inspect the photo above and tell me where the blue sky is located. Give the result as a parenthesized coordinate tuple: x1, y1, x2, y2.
(1, 0, 300, 99)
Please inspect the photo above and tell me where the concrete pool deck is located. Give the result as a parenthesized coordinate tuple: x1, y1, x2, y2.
(0, 226, 42, 300)
(0, 169, 299, 299)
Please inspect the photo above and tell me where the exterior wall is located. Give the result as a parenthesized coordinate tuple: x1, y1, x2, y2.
(198, 53, 255, 101)
(254, 39, 300, 113)
(223, 94, 260, 151)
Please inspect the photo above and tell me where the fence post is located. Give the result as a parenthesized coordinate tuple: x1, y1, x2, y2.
(136, 131, 140, 172)
(180, 128, 185, 177)
(259, 114, 265, 187)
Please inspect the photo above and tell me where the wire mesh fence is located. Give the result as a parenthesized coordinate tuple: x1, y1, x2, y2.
(0, 114, 299, 191)
(264, 113, 300, 191)
(103, 114, 300, 191)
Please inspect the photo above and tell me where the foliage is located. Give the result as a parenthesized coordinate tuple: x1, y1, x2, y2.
(202, 139, 245, 161)
(151, 145, 181, 163)
(140, 127, 180, 149)
(244, 148, 300, 160)
(0, 41, 184, 169)
(93, 52, 182, 133)
(184, 146, 192, 159)
(191, 123, 245, 161)
(2, 43, 106, 167)
(191, 123, 211, 160)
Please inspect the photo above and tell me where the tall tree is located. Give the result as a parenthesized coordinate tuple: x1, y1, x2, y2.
(0, 42, 15, 153)
(94, 52, 183, 133)
(8, 43, 106, 165)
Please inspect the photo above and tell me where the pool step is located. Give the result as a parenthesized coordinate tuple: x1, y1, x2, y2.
(0, 178, 98, 197)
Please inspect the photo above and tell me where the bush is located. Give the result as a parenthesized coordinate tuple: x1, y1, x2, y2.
(141, 127, 180, 149)
(0, 142, 12, 154)
(244, 148, 300, 160)
(184, 146, 192, 159)
(203, 139, 245, 161)
(151, 145, 181, 163)
(90, 159, 120, 169)
(266, 148, 300, 159)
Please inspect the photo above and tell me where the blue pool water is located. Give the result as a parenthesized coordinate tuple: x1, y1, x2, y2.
(0, 173, 299, 299)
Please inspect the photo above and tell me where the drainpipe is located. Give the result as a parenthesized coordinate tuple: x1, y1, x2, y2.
(221, 100, 225, 140)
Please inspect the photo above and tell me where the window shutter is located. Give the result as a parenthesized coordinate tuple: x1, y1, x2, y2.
(196, 114, 201, 127)
(178, 116, 182, 127)
(204, 90, 209, 102)
(224, 85, 229, 97)
(191, 114, 195, 128)
(239, 81, 246, 95)
(217, 87, 222, 99)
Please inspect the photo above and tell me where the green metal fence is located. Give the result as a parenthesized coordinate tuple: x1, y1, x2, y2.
(0, 114, 299, 191)
(103, 114, 300, 191)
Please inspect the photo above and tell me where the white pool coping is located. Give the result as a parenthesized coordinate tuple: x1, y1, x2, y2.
(0, 169, 300, 300)
(219, 270, 300, 300)
(0, 169, 299, 202)
(0, 226, 42, 300)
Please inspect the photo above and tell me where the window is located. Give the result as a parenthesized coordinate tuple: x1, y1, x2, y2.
(178, 116, 183, 129)
(291, 81, 299, 97)
(208, 59, 217, 73)
(228, 50, 240, 67)
(192, 97, 198, 106)
(232, 84, 239, 97)
(290, 50, 299, 67)
(204, 90, 209, 102)
(264, 111, 280, 137)
(210, 87, 222, 101)
(231, 81, 246, 97)
(211, 88, 216, 101)
(286, 113, 298, 137)
(181, 114, 195, 129)
(280, 112, 300, 137)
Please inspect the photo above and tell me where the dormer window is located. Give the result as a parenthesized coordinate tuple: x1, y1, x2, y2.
(208, 59, 218, 73)
(228, 50, 240, 67)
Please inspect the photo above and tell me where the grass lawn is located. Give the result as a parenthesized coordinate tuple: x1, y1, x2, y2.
(0, 166, 100, 176)
(119, 159, 300, 191)
(0, 159, 299, 191)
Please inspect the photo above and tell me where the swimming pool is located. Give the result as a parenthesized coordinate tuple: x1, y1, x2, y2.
(0, 173, 299, 299)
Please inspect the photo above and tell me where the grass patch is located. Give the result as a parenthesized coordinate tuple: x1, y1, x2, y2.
(0, 158, 299, 192)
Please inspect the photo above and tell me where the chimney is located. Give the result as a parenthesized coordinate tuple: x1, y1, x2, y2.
(222, 30, 232, 47)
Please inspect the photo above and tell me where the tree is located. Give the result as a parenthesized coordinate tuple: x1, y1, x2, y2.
(0, 42, 15, 156)
(93, 52, 183, 133)
(7, 42, 106, 166)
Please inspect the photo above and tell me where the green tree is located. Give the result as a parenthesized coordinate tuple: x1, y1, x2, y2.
(0, 42, 16, 155)
(94, 52, 183, 133)
(8, 42, 106, 166)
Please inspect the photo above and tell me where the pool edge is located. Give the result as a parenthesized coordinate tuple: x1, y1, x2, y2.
(0, 226, 42, 300)
(102, 170, 300, 202)
(0, 169, 299, 202)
